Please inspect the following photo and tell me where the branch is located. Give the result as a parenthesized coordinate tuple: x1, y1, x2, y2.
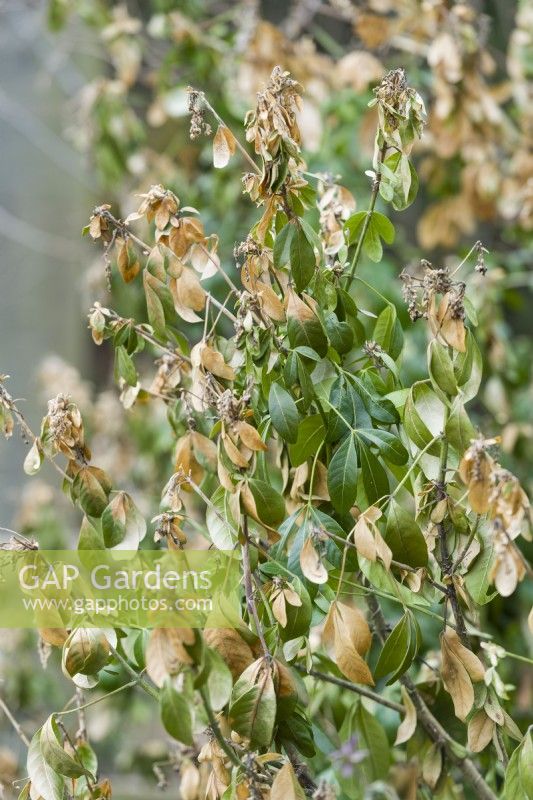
(242, 515, 271, 660)
(436, 395, 471, 648)
(366, 593, 498, 800)
(0, 696, 30, 746)
(344, 143, 388, 290)
(294, 664, 404, 714)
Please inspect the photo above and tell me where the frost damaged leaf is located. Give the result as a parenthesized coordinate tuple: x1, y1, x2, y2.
(395, 686, 417, 745)
(467, 710, 494, 753)
(146, 628, 194, 687)
(229, 658, 277, 749)
(440, 629, 484, 721)
(212, 125, 236, 168)
(300, 536, 328, 584)
(270, 762, 306, 800)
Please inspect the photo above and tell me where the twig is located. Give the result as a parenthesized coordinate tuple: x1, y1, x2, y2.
(100, 211, 238, 328)
(0, 382, 72, 483)
(196, 92, 261, 175)
(108, 644, 159, 701)
(436, 390, 471, 648)
(242, 515, 271, 660)
(0, 696, 30, 746)
(344, 143, 388, 290)
(366, 593, 498, 800)
(294, 665, 404, 714)
(199, 686, 242, 771)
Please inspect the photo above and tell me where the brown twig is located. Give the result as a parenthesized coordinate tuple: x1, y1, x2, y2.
(366, 593, 498, 800)
(294, 664, 404, 714)
(0, 696, 30, 746)
(242, 514, 271, 660)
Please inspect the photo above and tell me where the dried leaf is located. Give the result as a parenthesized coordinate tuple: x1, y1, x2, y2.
(395, 686, 417, 745)
(204, 628, 254, 681)
(467, 709, 495, 753)
(300, 536, 328, 584)
(213, 125, 236, 169)
(146, 628, 194, 687)
(200, 344, 235, 381)
(270, 762, 305, 800)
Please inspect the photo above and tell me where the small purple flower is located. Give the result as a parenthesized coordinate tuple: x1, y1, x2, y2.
(331, 735, 368, 778)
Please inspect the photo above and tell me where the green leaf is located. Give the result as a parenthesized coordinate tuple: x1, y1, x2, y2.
(350, 376, 398, 425)
(143, 271, 167, 339)
(385, 498, 428, 568)
(364, 218, 383, 262)
(374, 613, 410, 681)
(373, 305, 403, 360)
(355, 704, 390, 780)
(273, 222, 294, 269)
(248, 479, 286, 527)
(446, 401, 476, 454)
(269, 383, 299, 444)
(27, 732, 64, 800)
(357, 429, 408, 465)
(428, 340, 458, 399)
(73, 467, 110, 517)
(206, 487, 238, 549)
(229, 660, 277, 749)
(288, 415, 326, 467)
(344, 211, 366, 243)
(290, 222, 316, 292)
(359, 442, 388, 505)
(504, 728, 533, 800)
(114, 345, 137, 387)
(40, 716, 92, 779)
(205, 648, 233, 711)
(287, 316, 328, 358)
(403, 382, 443, 450)
(324, 312, 354, 354)
(371, 212, 395, 244)
(455, 330, 482, 403)
(160, 679, 193, 745)
(327, 434, 359, 513)
(374, 610, 420, 684)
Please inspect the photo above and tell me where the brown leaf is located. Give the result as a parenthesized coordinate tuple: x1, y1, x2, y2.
(440, 633, 474, 721)
(395, 686, 417, 745)
(443, 629, 485, 682)
(299, 536, 328, 584)
(223, 432, 250, 468)
(213, 125, 236, 169)
(467, 709, 495, 753)
(270, 762, 305, 800)
(170, 267, 206, 314)
(331, 601, 372, 657)
(236, 421, 268, 452)
(200, 345, 235, 381)
(204, 628, 254, 680)
(146, 628, 194, 687)
(335, 637, 374, 686)
(257, 282, 286, 322)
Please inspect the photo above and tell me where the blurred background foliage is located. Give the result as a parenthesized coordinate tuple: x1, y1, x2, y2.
(0, 1, 531, 797)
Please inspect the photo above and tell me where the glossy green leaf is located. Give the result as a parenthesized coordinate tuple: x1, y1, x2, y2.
(385, 498, 428, 567)
(290, 222, 315, 292)
(160, 679, 193, 745)
(27, 732, 63, 800)
(428, 340, 458, 399)
(269, 383, 299, 443)
(40, 716, 92, 779)
(288, 415, 325, 467)
(359, 442, 388, 505)
(327, 434, 359, 513)
(248, 478, 286, 527)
